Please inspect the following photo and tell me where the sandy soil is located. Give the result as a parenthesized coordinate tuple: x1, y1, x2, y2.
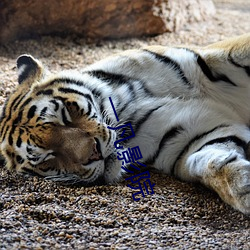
(0, 0, 250, 249)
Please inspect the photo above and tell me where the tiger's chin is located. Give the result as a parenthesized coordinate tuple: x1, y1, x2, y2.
(44, 152, 122, 187)
(103, 152, 124, 184)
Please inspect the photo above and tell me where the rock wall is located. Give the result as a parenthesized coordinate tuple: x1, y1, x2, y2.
(0, 0, 215, 44)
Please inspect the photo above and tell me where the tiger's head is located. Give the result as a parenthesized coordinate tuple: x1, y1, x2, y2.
(0, 55, 121, 186)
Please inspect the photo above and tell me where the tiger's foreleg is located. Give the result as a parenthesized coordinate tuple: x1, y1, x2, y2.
(175, 144, 250, 214)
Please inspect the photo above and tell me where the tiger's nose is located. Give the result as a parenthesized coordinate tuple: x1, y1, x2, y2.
(89, 138, 103, 161)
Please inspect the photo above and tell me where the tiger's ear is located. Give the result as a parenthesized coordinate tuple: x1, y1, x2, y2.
(17, 55, 44, 86)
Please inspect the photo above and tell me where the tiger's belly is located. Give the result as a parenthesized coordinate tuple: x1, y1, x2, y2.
(120, 97, 246, 174)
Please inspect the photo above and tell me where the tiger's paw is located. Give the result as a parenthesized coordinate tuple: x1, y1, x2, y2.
(206, 156, 250, 214)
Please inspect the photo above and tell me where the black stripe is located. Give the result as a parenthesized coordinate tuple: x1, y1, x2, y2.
(0, 101, 7, 123)
(26, 145, 33, 154)
(128, 83, 136, 99)
(134, 105, 163, 134)
(20, 97, 33, 110)
(0, 94, 26, 134)
(228, 51, 250, 77)
(0, 104, 11, 135)
(16, 128, 24, 148)
(8, 115, 20, 145)
(49, 77, 103, 100)
(40, 107, 48, 117)
(117, 103, 128, 116)
(16, 136, 22, 148)
(8, 114, 23, 145)
(54, 96, 68, 103)
(1, 125, 9, 142)
(19, 128, 24, 136)
(0, 115, 8, 138)
(243, 67, 250, 77)
(88, 70, 131, 85)
(35, 108, 48, 122)
(27, 105, 37, 119)
(88, 70, 154, 98)
(58, 87, 94, 104)
(16, 155, 24, 164)
(196, 135, 247, 153)
(171, 124, 230, 174)
(8, 132, 13, 145)
(49, 78, 86, 87)
(12, 94, 25, 111)
(13, 117, 19, 126)
(225, 155, 237, 165)
(91, 88, 102, 98)
(85, 102, 92, 116)
(61, 108, 71, 125)
(36, 89, 54, 96)
(90, 114, 97, 119)
(7, 120, 18, 147)
(50, 100, 59, 112)
(143, 50, 191, 86)
(0, 155, 6, 166)
(116, 84, 137, 118)
(58, 87, 84, 95)
(16, 110, 23, 125)
(123, 104, 163, 138)
(27, 156, 40, 162)
(139, 82, 155, 97)
(196, 55, 217, 81)
(49, 77, 102, 103)
(197, 56, 237, 86)
(184, 48, 237, 87)
(146, 126, 183, 165)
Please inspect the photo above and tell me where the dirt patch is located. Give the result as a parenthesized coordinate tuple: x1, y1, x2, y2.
(0, 0, 250, 249)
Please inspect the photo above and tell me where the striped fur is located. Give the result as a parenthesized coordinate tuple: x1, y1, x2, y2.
(1, 34, 250, 213)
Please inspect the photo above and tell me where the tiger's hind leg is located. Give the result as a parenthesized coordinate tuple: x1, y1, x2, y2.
(175, 144, 250, 214)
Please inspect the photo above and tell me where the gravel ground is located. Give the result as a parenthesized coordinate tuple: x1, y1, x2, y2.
(0, 1, 250, 249)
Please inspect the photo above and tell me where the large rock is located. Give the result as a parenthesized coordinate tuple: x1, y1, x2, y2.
(0, 0, 215, 44)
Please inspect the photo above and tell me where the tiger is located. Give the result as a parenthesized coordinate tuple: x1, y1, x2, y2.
(1, 33, 250, 214)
